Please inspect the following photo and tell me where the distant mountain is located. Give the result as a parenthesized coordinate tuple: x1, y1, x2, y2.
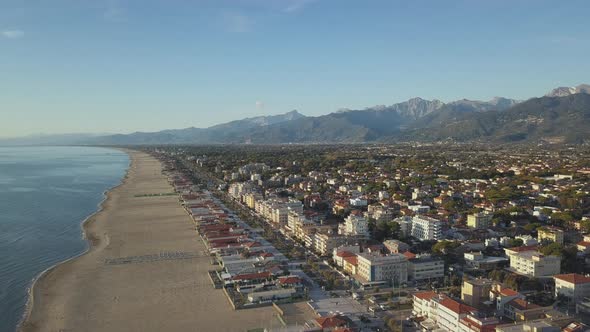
(447, 97, 521, 112)
(244, 97, 520, 143)
(400, 93, 590, 144)
(339, 97, 445, 119)
(88, 110, 306, 145)
(79, 96, 524, 144)
(11, 84, 590, 146)
(545, 84, 590, 97)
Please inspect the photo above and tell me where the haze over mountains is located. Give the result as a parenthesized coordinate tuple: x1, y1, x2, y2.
(3, 85, 590, 146)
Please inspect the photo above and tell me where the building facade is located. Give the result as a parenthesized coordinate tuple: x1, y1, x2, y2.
(356, 253, 408, 283)
(411, 216, 442, 241)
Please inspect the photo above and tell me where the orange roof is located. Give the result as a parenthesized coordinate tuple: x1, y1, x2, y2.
(278, 276, 302, 285)
(499, 288, 519, 296)
(555, 273, 590, 285)
(507, 298, 541, 310)
(403, 251, 417, 260)
(459, 316, 498, 332)
(316, 315, 348, 328)
(439, 297, 476, 315)
(577, 241, 590, 247)
(336, 250, 357, 258)
(232, 271, 271, 281)
(414, 291, 438, 300)
(343, 255, 358, 266)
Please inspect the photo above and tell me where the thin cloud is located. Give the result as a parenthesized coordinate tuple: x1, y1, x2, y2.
(103, 0, 127, 22)
(255, 101, 265, 110)
(222, 11, 254, 33)
(2, 29, 24, 39)
(283, 0, 318, 13)
(104, 6, 127, 22)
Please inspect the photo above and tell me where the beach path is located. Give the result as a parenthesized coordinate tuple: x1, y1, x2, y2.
(20, 151, 278, 332)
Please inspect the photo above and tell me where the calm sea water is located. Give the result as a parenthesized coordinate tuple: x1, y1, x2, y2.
(0, 146, 129, 332)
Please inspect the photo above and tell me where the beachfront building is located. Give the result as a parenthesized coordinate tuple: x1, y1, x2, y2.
(356, 252, 408, 284)
(554, 273, 590, 303)
(314, 232, 347, 256)
(332, 245, 361, 267)
(411, 215, 442, 241)
(505, 246, 560, 277)
(247, 288, 297, 304)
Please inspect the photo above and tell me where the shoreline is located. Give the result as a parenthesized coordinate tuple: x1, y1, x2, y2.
(17, 148, 133, 331)
(19, 150, 277, 332)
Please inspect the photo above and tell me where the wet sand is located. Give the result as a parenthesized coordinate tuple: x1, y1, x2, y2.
(20, 151, 278, 332)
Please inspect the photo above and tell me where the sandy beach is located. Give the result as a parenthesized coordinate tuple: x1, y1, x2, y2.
(20, 151, 278, 332)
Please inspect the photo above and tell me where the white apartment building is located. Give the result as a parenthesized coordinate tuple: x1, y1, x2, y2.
(411, 216, 442, 241)
(314, 232, 347, 256)
(413, 291, 438, 318)
(435, 296, 477, 332)
(505, 247, 560, 277)
(356, 252, 408, 283)
(339, 213, 369, 237)
(286, 210, 307, 234)
(412, 292, 478, 332)
(554, 273, 590, 302)
(271, 206, 288, 225)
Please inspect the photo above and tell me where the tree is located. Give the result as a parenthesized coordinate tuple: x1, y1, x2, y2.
(524, 223, 542, 232)
(390, 221, 401, 239)
(539, 242, 563, 256)
(506, 238, 524, 248)
(432, 241, 460, 255)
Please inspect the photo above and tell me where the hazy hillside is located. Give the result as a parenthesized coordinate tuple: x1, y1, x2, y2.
(400, 94, 590, 144)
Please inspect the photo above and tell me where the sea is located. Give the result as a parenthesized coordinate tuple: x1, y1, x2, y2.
(0, 146, 129, 332)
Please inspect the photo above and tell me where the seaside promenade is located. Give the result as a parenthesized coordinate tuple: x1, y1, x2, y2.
(20, 151, 277, 332)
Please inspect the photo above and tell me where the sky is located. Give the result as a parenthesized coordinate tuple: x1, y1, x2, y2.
(1, 0, 590, 138)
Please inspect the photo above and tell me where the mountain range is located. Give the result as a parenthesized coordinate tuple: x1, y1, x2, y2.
(3, 84, 589, 146)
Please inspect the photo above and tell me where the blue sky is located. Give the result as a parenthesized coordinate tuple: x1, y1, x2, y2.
(1, 0, 589, 137)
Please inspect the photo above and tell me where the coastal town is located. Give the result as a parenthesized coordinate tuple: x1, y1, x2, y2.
(149, 143, 590, 332)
